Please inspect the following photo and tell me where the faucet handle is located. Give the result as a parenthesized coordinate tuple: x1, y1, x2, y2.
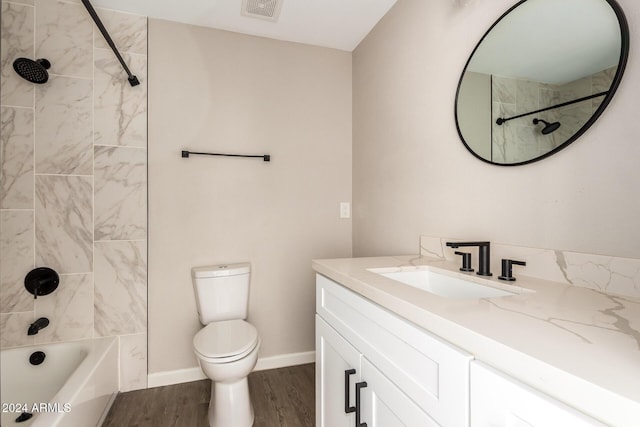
(498, 259, 526, 281)
(454, 251, 474, 272)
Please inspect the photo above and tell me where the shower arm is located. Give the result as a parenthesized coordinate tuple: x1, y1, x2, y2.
(495, 91, 608, 125)
(80, 0, 140, 87)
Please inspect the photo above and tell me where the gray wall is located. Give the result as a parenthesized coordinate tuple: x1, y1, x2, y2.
(148, 19, 352, 374)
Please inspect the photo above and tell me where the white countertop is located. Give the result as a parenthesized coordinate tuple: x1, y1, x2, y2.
(312, 255, 640, 427)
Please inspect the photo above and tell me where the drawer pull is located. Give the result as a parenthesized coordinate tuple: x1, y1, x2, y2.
(355, 381, 368, 427)
(344, 369, 356, 414)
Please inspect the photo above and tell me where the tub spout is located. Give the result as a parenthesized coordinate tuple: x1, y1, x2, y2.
(27, 317, 49, 335)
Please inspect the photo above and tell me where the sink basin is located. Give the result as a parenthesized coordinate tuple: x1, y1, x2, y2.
(369, 268, 518, 299)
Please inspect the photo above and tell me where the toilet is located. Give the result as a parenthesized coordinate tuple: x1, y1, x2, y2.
(191, 263, 260, 427)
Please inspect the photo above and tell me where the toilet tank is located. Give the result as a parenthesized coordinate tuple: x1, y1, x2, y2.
(191, 263, 251, 324)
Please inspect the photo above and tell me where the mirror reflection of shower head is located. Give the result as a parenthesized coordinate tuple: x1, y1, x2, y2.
(12, 58, 51, 84)
(532, 118, 561, 135)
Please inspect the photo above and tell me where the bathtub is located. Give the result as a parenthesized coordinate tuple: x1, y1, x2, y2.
(1, 336, 118, 427)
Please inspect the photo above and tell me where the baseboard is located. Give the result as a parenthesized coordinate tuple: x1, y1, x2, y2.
(254, 350, 315, 372)
(147, 366, 207, 388)
(147, 351, 315, 388)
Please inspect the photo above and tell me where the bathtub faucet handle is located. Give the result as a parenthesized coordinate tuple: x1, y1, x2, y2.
(24, 267, 59, 299)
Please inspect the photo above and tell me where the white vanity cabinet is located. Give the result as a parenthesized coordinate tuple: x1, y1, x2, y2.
(470, 361, 605, 427)
(316, 274, 472, 426)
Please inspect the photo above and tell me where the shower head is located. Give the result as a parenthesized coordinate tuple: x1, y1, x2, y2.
(533, 118, 561, 135)
(12, 58, 51, 84)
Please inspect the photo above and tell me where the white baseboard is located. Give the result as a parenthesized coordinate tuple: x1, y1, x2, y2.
(148, 366, 207, 388)
(254, 350, 315, 372)
(147, 351, 315, 389)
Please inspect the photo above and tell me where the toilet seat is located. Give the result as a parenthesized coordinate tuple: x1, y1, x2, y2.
(193, 319, 259, 363)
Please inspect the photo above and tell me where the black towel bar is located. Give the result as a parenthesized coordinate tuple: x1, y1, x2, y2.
(181, 150, 270, 162)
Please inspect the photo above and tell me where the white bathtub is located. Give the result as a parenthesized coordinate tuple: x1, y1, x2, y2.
(1, 337, 118, 427)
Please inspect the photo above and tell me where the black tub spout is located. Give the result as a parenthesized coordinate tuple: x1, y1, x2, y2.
(27, 317, 49, 335)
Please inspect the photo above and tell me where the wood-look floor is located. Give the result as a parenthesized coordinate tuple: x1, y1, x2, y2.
(102, 363, 315, 427)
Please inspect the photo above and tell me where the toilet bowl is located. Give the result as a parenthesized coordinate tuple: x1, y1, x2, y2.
(193, 320, 260, 427)
(191, 263, 260, 427)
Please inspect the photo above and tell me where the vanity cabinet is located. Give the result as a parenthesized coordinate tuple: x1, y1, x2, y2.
(470, 361, 605, 427)
(316, 274, 472, 426)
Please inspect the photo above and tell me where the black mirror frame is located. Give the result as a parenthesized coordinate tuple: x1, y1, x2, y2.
(454, 0, 630, 166)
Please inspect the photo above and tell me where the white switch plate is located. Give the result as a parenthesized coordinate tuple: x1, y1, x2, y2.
(340, 202, 351, 219)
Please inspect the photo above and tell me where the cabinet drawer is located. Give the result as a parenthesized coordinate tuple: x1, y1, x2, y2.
(317, 274, 472, 426)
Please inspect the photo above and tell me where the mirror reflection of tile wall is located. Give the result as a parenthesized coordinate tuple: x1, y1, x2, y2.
(491, 66, 615, 163)
(0, 0, 148, 392)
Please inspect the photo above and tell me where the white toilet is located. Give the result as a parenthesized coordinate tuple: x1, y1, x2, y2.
(191, 263, 260, 427)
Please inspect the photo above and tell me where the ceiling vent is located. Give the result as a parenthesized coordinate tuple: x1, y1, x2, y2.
(241, 0, 283, 22)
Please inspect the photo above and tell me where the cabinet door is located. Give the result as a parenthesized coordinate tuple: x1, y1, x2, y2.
(316, 315, 362, 427)
(471, 361, 605, 427)
(360, 358, 439, 427)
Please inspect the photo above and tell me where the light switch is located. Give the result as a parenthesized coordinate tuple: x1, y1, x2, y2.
(340, 202, 351, 219)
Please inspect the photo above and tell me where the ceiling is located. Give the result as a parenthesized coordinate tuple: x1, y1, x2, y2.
(92, 0, 398, 52)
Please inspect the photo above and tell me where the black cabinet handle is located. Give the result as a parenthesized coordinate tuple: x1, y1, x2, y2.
(355, 381, 368, 427)
(344, 369, 356, 414)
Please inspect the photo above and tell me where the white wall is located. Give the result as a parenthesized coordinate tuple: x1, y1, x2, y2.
(353, 0, 640, 259)
(148, 19, 352, 374)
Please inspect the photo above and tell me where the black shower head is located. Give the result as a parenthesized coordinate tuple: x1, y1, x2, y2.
(13, 58, 51, 84)
(532, 118, 561, 135)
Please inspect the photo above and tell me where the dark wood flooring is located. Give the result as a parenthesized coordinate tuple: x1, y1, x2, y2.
(102, 363, 315, 427)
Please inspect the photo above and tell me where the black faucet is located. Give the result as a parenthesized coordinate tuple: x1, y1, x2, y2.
(446, 241, 492, 276)
(27, 317, 49, 335)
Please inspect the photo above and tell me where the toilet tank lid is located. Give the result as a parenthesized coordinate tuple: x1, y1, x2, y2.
(192, 263, 251, 278)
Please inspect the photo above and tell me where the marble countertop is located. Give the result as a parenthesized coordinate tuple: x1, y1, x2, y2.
(313, 255, 640, 427)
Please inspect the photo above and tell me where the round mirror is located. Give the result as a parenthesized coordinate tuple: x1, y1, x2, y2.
(455, 0, 629, 166)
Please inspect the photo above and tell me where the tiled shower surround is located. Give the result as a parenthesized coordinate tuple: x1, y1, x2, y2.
(0, 0, 148, 391)
(491, 67, 615, 163)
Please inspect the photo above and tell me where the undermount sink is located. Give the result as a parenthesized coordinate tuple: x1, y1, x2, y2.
(369, 268, 521, 299)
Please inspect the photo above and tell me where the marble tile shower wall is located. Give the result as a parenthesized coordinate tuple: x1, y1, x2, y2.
(0, 0, 147, 392)
(491, 67, 615, 163)
(420, 236, 640, 299)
